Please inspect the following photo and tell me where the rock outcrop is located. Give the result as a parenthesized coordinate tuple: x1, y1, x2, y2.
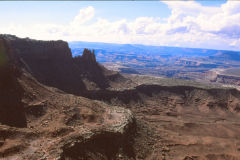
(73, 49, 110, 89)
(0, 35, 124, 95)
(0, 34, 135, 159)
(206, 69, 240, 86)
(0, 34, 87, 95)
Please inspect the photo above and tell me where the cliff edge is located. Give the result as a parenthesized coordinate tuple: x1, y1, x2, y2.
(0, 34, 135, 159)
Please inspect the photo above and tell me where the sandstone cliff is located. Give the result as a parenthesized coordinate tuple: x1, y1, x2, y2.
(0, 34, 135, 159)
(0, 35, 125, 95)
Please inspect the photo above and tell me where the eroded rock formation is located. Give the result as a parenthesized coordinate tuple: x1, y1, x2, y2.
(1, 34, 240, 160)
(0, 35, 135, 159)
(1, 35, 125, 95)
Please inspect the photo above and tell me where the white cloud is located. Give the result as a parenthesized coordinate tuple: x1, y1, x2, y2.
(70, 6, 95, 27)
(222, 1, 240, 15)
(1, 2, 240, 51)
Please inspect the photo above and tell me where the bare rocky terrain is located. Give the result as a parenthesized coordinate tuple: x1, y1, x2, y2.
(1, 35, 240, 160)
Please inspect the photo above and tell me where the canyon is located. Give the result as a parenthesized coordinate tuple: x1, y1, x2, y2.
(1, 35, 240, 160)
(70, 41, 240, 87)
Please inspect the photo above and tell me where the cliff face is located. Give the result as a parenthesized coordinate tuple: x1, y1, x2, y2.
(0, 35, 135, 159)
(1, 35, 87, 95)
(0, 38, 26, 127)
(0, 35, 123, 95)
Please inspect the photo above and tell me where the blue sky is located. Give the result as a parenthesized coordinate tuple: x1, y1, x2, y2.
(0, 1, 226, 24)
(0, 1, 239, 51)
(0, 1, 171, 24)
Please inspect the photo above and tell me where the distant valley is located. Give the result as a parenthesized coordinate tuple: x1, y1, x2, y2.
(69, 41, 240, 87)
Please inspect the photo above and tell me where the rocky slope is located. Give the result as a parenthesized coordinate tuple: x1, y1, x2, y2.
(0, 35, 135, 159)
(1, 34, 240, 160)
(91, 74, 240, 160)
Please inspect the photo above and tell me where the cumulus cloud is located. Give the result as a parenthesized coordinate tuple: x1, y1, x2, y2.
(222, 1, 240, 15)
(1, 2, 240, 51)
(70, 6, 95, 26)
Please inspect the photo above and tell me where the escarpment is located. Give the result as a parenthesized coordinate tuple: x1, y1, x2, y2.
(83, 84, 240, 115)
(1, 34, 86, 95)
(1, 34, 240, 160)
(0, 34, 135, 159)
(2, 35, 124, 95)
